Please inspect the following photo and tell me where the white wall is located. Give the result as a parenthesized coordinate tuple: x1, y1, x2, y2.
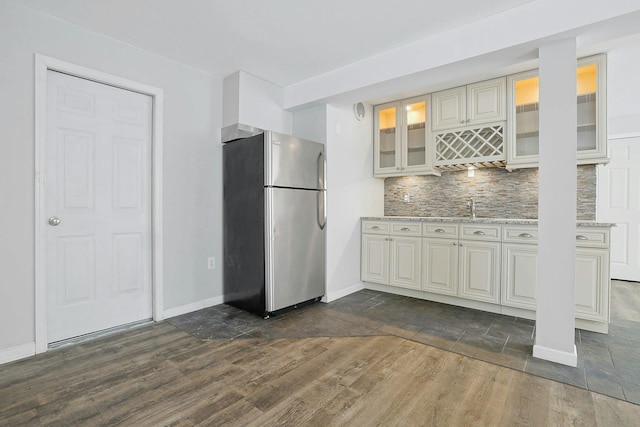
(0, 2, 223, 354)
(293, 103, 383, 301)
(223, 71, 293, 134)
(607, 38, 640, 135)
(325, 105, 384, 300)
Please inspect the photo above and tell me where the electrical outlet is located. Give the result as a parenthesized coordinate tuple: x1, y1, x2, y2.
(403, 193, 411, 203)
(207, 257, 216, 270)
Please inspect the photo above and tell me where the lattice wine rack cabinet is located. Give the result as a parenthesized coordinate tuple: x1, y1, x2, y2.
(434, 123, 506, 169)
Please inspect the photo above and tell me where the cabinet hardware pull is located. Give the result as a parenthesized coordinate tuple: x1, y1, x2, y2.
(576, 235, 588, 240)
(453, 242, 457, 246)
(401, 227, 410, 231)
(459, 243, 464, 247)
(435, 229, 445, 233)
(371, 226, 380, 230)
(473, 230, 485, 235)
(466, 118, 471, 123)
(460, 120, 465, 124)
(518, 233, 533, 238)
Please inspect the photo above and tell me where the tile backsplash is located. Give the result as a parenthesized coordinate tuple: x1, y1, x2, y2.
(384, 165, 596, 220)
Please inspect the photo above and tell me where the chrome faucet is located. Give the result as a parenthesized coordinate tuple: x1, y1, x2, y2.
(467, 198, 477, 219)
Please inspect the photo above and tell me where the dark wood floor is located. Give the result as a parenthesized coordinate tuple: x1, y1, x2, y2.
(2, 320, 640, 426)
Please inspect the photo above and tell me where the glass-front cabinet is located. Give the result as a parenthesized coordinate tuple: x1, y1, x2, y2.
(374, 95, 438, 177)
(506, 55, 607, 168)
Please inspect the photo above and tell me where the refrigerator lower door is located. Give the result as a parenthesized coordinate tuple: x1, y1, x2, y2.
(265, 187, 326, 312)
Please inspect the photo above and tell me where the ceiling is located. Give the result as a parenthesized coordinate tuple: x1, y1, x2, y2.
(15, 0, 534, 87)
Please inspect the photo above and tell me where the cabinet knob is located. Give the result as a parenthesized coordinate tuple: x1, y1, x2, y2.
(466, 118, 471, 123)
(518, 233, 533, 238)
(435, 229, 445, 233)
(400, 227, 410, 231)
(576, 235, 588, 241)
(460, 120, 465, 124)
(473, 230, 486, 236)
(372, 226, 380, 230)
(459, 243, 464, 247)
(453, 242, 457, 246)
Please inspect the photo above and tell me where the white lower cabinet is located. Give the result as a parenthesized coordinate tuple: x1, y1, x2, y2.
(422, 225, 501, 304)
(422, 238, 458, 296)
(362, 219, 611, 332)
(361, 234, 389, 284)
(501, 234, 610, 323)
(575, 247, 610, 322)
(389, 237, 422, 290)
(458, 240, 501, 304)
(361, 221, 421, 290)
(501, 243, 538, 310)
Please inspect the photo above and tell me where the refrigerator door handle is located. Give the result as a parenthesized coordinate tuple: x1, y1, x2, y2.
(317, 151, 326, 190)
(317, 190, 327, 230)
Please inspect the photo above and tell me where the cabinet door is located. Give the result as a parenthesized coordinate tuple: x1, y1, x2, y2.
(576, 55, 607, 162)
(506, 70, 539, 167)
(361, 234, 389, 285)
(467, 77, 506, 125)
(501, 243, 537, 310)
(373, 102, 401, 176)
(402, 96, 433, 173)
(458, 240, 501, 304)
(575, 247, 610, 322)
(432, 86, 466, 131)
(422, 238, 458, 296)
(389, 236, 422, 290)
(506, 55, 607, 168)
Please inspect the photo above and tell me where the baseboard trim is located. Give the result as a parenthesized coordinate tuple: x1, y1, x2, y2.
(163, 296, 224, 319)
(533, 344, 578, 367)
(0, 342, 36, 365)
(323, 282, 365, 303)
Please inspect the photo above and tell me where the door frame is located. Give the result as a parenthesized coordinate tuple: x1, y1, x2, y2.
(34, 54, 165, 353)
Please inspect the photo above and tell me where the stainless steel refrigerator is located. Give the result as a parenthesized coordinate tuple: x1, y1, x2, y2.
(223, 131, 326, 317)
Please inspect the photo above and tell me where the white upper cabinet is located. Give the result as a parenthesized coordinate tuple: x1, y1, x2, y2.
(374, 101, 401, 175)
(506, 54, 607, 168)
(374, 95, 438, 177)
(467, 79, 506, 125)
(431, 86, 466, 130)
(432, 77, 506, 131)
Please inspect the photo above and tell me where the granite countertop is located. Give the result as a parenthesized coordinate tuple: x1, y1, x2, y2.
(361, 216, 615, 228)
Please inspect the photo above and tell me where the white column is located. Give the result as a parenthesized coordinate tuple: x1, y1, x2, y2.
(533, 39, 578, 367)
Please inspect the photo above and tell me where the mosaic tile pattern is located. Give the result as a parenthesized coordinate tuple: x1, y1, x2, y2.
(384, 165, 596, 220)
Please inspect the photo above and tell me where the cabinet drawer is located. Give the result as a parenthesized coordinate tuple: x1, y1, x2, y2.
(423, 223, 458, 238)
(575, 228, 609, 248)
(502, 226, 538, 244)
(390, 222, 422, 236)
(362, 221, 389, 235)
(460, 224, 501, 241)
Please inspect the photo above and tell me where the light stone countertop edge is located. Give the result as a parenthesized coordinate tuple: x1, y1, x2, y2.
(360, 216, 615, 228)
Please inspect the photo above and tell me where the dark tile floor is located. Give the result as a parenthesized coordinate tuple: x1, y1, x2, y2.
(167, 280, 640, 405)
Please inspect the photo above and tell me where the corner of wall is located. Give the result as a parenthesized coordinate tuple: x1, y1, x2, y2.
(222, 71, 241, 127)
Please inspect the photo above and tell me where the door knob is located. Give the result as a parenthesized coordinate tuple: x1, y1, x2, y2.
(48, 216, 61, 226)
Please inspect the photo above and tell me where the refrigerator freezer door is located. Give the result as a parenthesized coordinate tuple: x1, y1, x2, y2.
(265, 131, 326, 190)
(265, 187, 326, 312)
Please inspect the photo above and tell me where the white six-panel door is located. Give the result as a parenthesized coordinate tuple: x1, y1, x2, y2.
(597, 137, 640, 282)
(46, 70, 152, 342)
